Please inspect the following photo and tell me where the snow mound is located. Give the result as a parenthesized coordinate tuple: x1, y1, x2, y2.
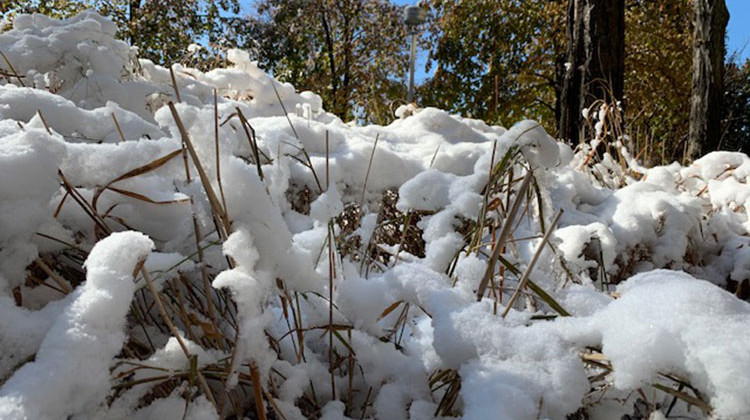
(590, 270, 750, 418)
(0, 231, 153, 420)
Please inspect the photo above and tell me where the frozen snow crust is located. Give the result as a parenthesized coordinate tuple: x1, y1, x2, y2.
(1, 11, 749, 419)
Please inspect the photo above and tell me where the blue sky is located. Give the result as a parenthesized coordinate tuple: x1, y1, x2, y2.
(727, 0, 750, 60)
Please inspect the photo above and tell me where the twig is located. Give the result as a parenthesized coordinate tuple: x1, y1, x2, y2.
(35, 258, 72, 294)
(37, 109, 52, 134)
(501, 209, 563, 318)
(0, 50, 25, 86)
(476, 171, 533, 300)
(111, 113, 126, 143)
(170, 65, 182, 103)
(168, 103, 231, 239)
(139, 264, 218, 409)
(359, 134, 379, 208)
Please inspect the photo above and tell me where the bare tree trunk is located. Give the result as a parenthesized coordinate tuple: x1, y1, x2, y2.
(129, 0, 141, 45)
(688, 0, 729, 160)
(559, 0, 625, 144)
(319, 1, 339, 116)
(559, 0, 585, 143)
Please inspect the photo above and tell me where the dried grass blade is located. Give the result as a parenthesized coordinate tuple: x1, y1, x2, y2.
(92, 148, 182, 211)
(169, 65, 182, 103)
(111, 113, 126, 143)
(651, 383, 712, 415)
(168, 102, 231, 238)
(0, 50, 24, 86)
(35, 258, 72, 294)
(501, 209, 563, 318)
(476, 171, 533, 300)
(377, 300, 403, 321)
(214, 89, 228, 215)
(359, 134, 380, 207)
(110, 148, 183, 184)
(139, 263, 217, 410)
(235, 107, 264, 181)
(250, 362, 267, 420)
(106, 186, 191, 205)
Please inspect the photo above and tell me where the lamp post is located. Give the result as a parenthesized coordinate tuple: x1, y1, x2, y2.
(403, 3, 426, 104)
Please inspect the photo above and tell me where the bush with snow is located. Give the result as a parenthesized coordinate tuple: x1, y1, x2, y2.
(1, 11, 749, 419)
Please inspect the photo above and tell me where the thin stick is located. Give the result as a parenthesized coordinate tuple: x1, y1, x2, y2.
(263, 387, 286, 420)
(359, 134, 380, 208)
(168, 103, 230, 239)
(174, 108, 214, 333)
(236, 107, 264, 181)
(35, 258, 72, 294)
(429, 144, 441, 168)
(58, 170, 111, 235)
(111, 113, 126, 143)
(390, 211, 413, 268)
(346, 329, 354, 416)
(269, 77, 323, 192)
(476, 171, 533, 300)
(269, 77, 298, 139)
(326, 132, 336, 400)
(214, 89, 228, 215)
(37, 109, 52, 134)
(139, 265, 218, 409)
(193, 212, 218, 346)
(468, 139, 498, 254)
(325, 131, 330, 189)
(501, 209, 563, 318)
(170, 65, 182, 103)
(250, 362, 268, 420)
(294, 292, 306, 362)
(0, 50, 25, 86)
(359, 386, 373, 420)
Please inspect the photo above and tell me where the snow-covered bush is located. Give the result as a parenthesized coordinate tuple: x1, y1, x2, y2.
(1, 11, 749, 419)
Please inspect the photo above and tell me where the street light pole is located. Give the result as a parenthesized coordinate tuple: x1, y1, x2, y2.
(403, 3, 426, 104)
(408, 29, 418, 104)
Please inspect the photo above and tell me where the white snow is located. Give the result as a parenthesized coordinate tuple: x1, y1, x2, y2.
(0, 231, 153, 420)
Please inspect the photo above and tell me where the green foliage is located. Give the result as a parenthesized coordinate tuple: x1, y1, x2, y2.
(244, 0, 410, 124)
(423, 0, 743, 166)
(420, 0, 567, 131)
(97, 0, 241, 67)
(625, 0, 693, 164)
(1, 0, 86, 21)
(722, 57, 750, 154)
(1, 0, 240, 69)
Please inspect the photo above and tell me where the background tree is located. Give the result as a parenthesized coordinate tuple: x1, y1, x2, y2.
(1, 0, 85, 20)
(1, 0, 241, 68)
(420, 0, 567, 131)
(243, 0, 409, 124)
(559, 0, 625, 144)
(721, 56, 750, 154)
(4, 0, 748, 160)
(625, 0, 693, 164)
(688, 0, 729, 159)
(97, 0, 241, 67)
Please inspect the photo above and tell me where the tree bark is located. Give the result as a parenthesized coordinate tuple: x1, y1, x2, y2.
(559, 0, 625, 144)
(128, 0, 141, 45)
(688, 0, 729, 160)
(319, 1, 339, 116)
